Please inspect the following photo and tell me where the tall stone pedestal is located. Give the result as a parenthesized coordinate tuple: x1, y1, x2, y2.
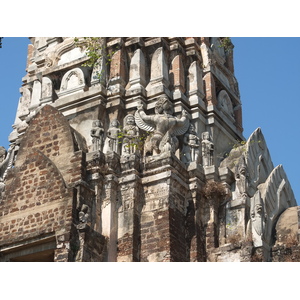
(139, 153, 190, 262)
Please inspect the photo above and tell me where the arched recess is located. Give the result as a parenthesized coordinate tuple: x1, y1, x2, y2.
(58, 68, 86, 96)
(217, 90, 234, 120)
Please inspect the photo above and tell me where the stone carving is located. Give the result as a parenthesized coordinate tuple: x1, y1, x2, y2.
(181, 124, 200, 165)
(188, 61, 205, 106)
(201, 132, 214, 166)
(247, 190, 266, 247)
(59, 68, 86, 96)
(234, 156, 249, 199)
(41, 76, 53, 103)
(90, 120, 104, 152)
(122, 114, 139, 155)
(29, 80, 42, 111)
(244, 128, 274, 197)
(260, 165, 296, 247)
(126, 49, 146, 96)
(217, 90, 234, 119)
(79, 204, 89, 223)
(107, 119, 121, 153)
(135, 95, 189, 157)
(146, 47, 170, 97)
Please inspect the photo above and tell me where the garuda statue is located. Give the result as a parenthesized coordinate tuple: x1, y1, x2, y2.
(134, 95, 189, 157)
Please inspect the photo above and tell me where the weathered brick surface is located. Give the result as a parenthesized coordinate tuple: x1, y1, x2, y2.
(0, 150, 74, 246)
(0, 105, 96, 261)
(15, 104, 85, 185)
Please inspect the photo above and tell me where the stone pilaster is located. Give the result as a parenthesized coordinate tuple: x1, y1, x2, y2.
(186, 162, 206, 261)
(117, 154, 142, 261)
(140, 153, 189, 262)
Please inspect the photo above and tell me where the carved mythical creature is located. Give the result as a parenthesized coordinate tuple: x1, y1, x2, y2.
(181, 124, 200, 164)
(201, 132, 214, 166)
(107, 119, 121, 153)
(134, 95, 189, 156)
(122, 114, 139, 155)
(90, 120, 104, 152)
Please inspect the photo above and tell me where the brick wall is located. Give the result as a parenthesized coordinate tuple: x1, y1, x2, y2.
(0, 150, 74, 247)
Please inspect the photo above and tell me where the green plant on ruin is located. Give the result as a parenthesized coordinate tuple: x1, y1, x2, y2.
(117, 126, 151, 154)
(74, 37, 119, 81)
(219, 37, 233, 54)
(201, 180, 227, 200)
(221, 139, 262, 169)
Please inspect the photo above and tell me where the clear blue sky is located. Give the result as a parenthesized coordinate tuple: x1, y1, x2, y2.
(0, 37, 299, 204)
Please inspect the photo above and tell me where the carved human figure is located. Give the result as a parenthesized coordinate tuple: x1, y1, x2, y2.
(90, 120, 104, 152)
(135, 95, 189, 156)
(201, 132, 214, 166)
(247, 190, 266, 247)
(107, 119, 121, 153)
(181, 124, 200, 164)
(122, 114, 139, 155)
(79, 204, 89, 224)
(234, 156, 249, 199)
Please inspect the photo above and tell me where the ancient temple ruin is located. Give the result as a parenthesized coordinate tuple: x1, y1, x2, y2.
(0, 37, 298, 261)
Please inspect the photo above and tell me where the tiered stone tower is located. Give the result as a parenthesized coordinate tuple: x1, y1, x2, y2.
(0, 37, 298, 261)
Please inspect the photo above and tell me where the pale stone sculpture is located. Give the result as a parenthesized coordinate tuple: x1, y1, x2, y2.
(122, 114, 139, 155)
(247, 190, 266, 247)
(201, 132, 214, 166)
(217, 90, 234, 119)
(234, 156, 249, 199)
(79, 204, 89, 224)
(181, 124, 200, 165)
(135, 95, 189, 156)
(107, 119, 121, 153)
(90, 120, 104, 152)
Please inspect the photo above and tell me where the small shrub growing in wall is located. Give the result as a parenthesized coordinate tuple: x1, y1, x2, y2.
(201, 181, 227, 200)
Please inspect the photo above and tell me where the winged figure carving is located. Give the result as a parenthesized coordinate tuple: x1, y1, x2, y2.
(134, 96, 189, 156)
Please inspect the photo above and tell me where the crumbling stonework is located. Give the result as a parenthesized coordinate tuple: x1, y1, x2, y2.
(0, 37, 297, 261)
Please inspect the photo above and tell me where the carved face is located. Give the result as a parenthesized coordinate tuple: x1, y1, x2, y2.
(92, 120, 101, 127)
(155, 96, 173, 115)
(189, 124, 195, 133)
(126, 115, 135, 125)
(239, 166, 247, 176)
(111, 120, 119, 128)
(202, 132, 209, 140)
(255, 204, 262, 215)
(162, 101, 173, 115)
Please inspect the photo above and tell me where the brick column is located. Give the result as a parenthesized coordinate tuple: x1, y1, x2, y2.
(140, 155, 189, 262)
(117, 175, 141, 261)
(186, 163, 206, 261)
